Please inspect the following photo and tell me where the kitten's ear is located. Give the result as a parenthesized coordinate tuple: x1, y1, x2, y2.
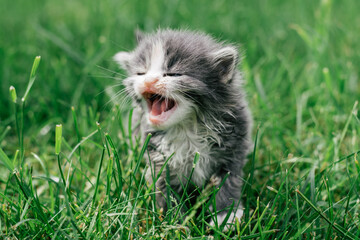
(135, 29, 145, 43)
(211, 46, 239, 84)
(113, 51, 132, 70)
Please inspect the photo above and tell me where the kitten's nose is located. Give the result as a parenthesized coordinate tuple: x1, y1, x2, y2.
(144, 78, 159, 88)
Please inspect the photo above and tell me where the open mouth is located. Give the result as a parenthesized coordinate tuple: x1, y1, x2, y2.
(142, 92, 177, 125)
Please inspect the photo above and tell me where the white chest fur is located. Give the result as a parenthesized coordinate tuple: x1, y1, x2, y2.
(156, 120, 219, 187)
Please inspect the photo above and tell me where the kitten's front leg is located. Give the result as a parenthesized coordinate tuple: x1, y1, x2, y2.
(209, 172, 244, 230)
(155, 176, 169, 213)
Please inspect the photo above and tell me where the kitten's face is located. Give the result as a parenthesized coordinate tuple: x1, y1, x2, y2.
(114, 30, 238, 129)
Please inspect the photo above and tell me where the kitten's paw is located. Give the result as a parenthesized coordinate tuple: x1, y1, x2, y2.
(209, 209, 243, 231)
(209, 174, 221, 186)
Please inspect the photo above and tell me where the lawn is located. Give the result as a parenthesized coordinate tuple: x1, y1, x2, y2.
(0, 0, 360, 239)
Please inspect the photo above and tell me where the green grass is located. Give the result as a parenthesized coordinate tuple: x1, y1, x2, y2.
(1, 0, 360, 239)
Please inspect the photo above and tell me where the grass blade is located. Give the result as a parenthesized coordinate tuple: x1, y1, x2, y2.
(92, 148, 105, 207)
(55, 124, 62, 155)
(105, 133, 123, 195)
(9, 86, 17, 103)
(0, 147, 15, 172)
(22, 56, 41, 102)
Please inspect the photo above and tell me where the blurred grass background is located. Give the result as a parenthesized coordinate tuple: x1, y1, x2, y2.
(0, 0, 360, 238)
(1, 0, 359, 122)
(1, 0, 359, 168)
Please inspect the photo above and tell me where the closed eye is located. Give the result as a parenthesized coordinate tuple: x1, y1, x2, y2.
(136, 72, 146, 75)
(163, 73, 182, 77)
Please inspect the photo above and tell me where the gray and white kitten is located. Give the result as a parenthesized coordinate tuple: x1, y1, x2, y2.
(114, 29, 252, 227)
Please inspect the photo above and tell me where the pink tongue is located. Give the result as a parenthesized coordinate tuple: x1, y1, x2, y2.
(150, 98, 175, 116)
(151, 98, 162, 116)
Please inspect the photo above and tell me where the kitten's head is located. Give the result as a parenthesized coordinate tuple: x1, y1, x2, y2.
(114, 29, 239, 129)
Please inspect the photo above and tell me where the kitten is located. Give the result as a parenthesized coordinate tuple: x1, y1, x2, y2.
(114, 29, 252, 228)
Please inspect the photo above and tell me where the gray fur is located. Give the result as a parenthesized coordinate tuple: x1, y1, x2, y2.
(114, 29, 252, 224)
